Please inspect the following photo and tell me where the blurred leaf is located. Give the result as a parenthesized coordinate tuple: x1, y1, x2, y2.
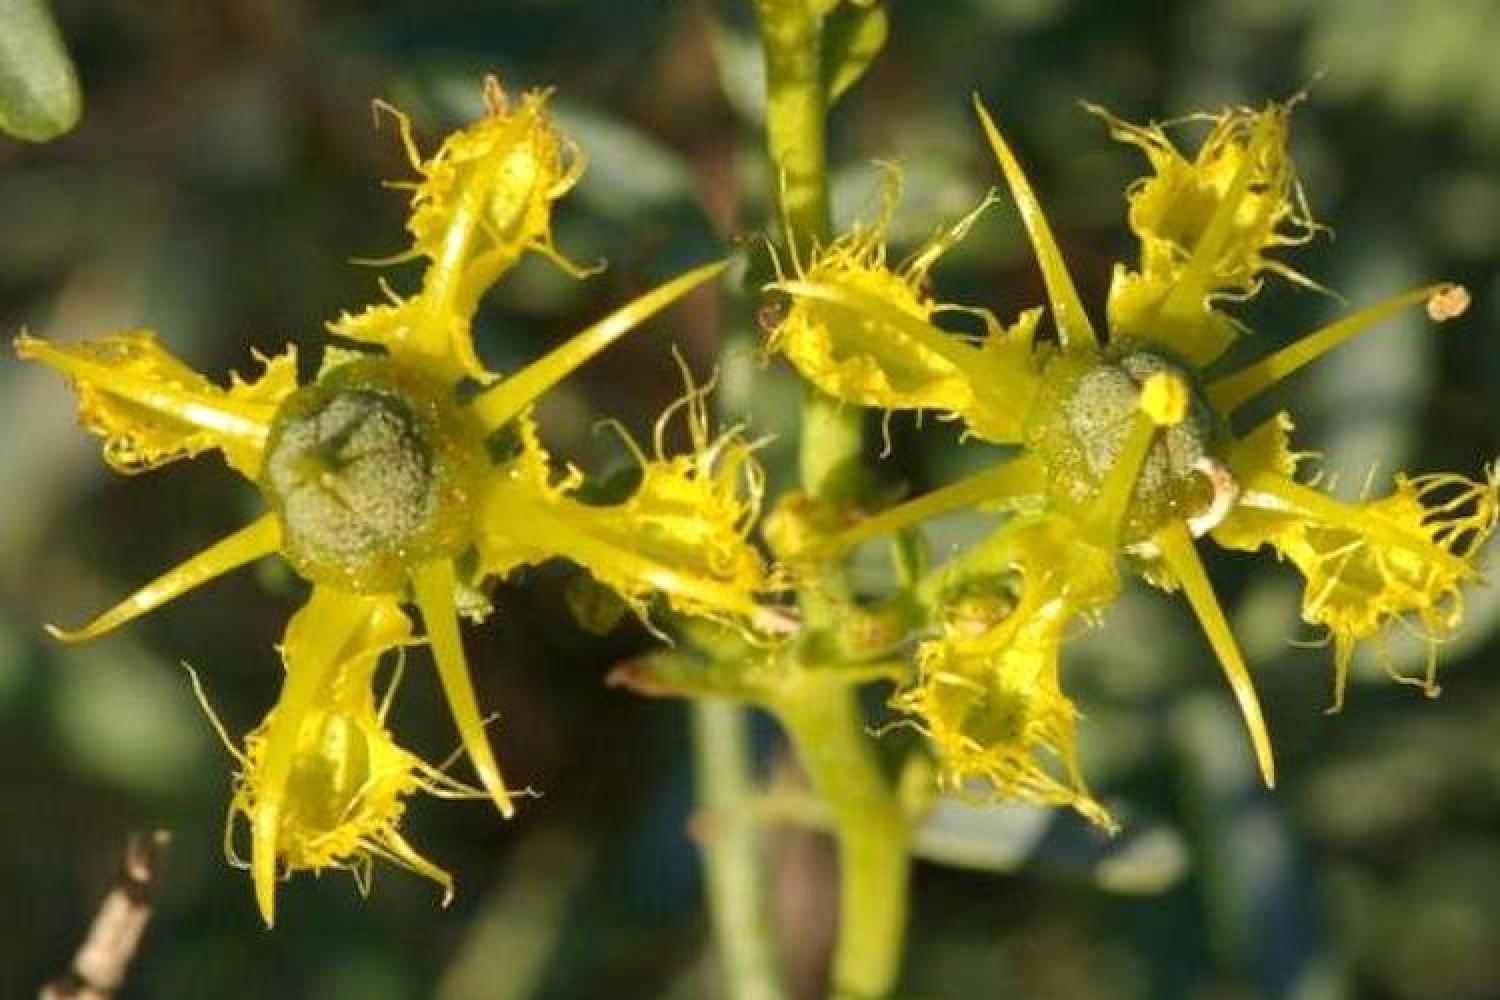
(914, 797, 1189, 893)
(0, 0, 81, 142)
(1170, 694, 1325, 992)
(1302, 0, 1500, 148)
(706, 13, 766, 124)
(436, 830, 595, 1000)
(555, 101, 700, 220)
(823, 2, 888, 105)
(48, 639, 210, 798)
(608, 647, 775, 703)
(565, 574, 630, 636)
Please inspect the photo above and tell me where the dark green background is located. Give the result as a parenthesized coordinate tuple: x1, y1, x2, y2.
(3, 1, 1500, 997)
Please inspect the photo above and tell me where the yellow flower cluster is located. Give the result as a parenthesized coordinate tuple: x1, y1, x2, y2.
(18, 79, 768, 924)
(766, 97, 1494, 826)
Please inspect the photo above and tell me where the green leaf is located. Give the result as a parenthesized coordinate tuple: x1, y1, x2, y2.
(913, 797, 1189, 893)
(822, 1, 887, 105)
(0, 0, 81, 142)
(607, 637, 783, 704)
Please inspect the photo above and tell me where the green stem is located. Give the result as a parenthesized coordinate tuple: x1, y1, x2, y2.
(746, 3, 910, 996)
(754, 0, 831, 248)
(773, 675, 910, 1000)
(692, 699, 786, 1000)
(751, 2, 910, 996)
(753, 0, 865, 512)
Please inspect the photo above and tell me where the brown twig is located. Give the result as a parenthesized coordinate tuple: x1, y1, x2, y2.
(40, 830, 171, 1000)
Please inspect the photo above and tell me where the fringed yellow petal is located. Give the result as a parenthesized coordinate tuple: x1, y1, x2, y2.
(226, 591, 469, 926)
(1231, 469, 1480, 582)
(771, 279, 976, 400)
(48, 514, 281, 642)
(338, 78, 589, 377)
(478, 373, 774, 626)
(1207, 283, 1464, 413)
(895, 515, 1118, 829)
(1096, 102, 1318, 368)
(15, 331, 292, 478)
(1158, 108, 1288, 316)
(1218, 453, 1497, 709)
(397, 77, 585, 287)
(763, 175, 1041, 439)
(973, 95, 1099, 351)
(411, 558, 515, 819)
(469, 260, 729, 433)
(770, 278, 1043, 443)
(1098, 101, 1320, 365)
(1154, 520, 1277, 788)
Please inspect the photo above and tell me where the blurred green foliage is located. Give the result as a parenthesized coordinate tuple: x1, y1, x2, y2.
(3, 1, 1500, 997)
(0, 0, 80, 141)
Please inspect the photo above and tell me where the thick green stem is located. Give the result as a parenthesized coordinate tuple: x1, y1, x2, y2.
(773, 675, 910, 1000)
(753, 0, 865, 513)
(754, 0, 831, 248)
(693, 699, 786, 1000)
(750, 3, 910, 997)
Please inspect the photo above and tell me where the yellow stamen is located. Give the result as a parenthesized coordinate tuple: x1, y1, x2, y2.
(470, 260, 728, 432)
(1208, 283, 1460, 413)
(410, 558, 515, 820)
(48, 514, 281, 642)
(815, 454, 1047, 556)
(973, 95, 1099, 350)
(1154, 520, 1276, 788)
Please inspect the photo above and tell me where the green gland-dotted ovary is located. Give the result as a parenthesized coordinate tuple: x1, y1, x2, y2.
(1026, 347, 1225, 543)
(261, 358, 486, 593)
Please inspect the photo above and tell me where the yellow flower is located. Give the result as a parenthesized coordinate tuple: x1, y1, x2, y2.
(192, 589, 478, 923)
(769, 93, 1493, 816)
(17, 80, 755, 921)
(894, 514, 1118, 829)
(1214, 414, 1497, 710)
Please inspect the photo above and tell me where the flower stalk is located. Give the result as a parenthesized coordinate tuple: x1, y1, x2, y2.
(750, 2, 911, 997)
(692, 698, 786, 1000)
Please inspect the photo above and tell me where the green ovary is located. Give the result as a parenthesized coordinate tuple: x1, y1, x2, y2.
(1026, 346, 1222, 543)
(261, 357, 485, 593)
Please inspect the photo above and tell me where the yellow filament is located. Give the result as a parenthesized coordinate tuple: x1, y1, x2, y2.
(470, 260, 728, 432)
(816, 454, 1046, 556)
(411, 558, 516, 820)
(1208, 283, 1459, 413)
(972, 95, 1099, 350)
(48, 514, 282, 642)
(1154, 520, 1276, 788)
